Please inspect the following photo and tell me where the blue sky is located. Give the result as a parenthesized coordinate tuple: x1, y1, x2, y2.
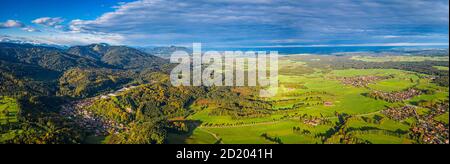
(0, 0, 448, 47)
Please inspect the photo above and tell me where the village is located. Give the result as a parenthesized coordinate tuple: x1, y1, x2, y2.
(368, 88, 422, 102)
(60, 85, 138, 136)
(339, 75, 391, 88)
(411, 102, 449, 144)
(381, 105, 417, 121)
(60, 98, 126, 135)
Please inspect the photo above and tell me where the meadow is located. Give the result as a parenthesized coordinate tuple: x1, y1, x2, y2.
(0, 96, 19, 125)
(168, 55, 449, 144)
(351, 55, 449, 62)
(433, 66, 449, 71)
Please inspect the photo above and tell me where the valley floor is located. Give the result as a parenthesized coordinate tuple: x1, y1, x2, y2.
(167, 55, 449, 144)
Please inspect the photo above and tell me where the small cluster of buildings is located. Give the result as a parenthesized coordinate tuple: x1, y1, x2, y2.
(61, 85, 140, 135)
(370, 88, 422, 102)
(412, 103, 449, 144)
(340, 75, 390, 87)
(303, 117, 323, 126)
(381, 105, 417, 121)
(412, 121, 449, 144)
(60, 98, 126, 136)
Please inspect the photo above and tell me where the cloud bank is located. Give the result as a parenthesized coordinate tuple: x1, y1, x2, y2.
(0, 20, 25, 28)
(0, 20, 40, 32)
(68, 0, 449, 47)
(1, 0, 449, 47)
(32, 17, 65, 29)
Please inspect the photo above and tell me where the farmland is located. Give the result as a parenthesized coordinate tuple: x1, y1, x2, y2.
(351, 55, 449, 62)
(2, 43, 447, 144)
(167, 54, 449, 144)
(0, 96, 19, 125)
(434, 66, 449, 71)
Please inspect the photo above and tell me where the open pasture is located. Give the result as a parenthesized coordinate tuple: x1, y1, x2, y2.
(351, 55, 449, 62)
(0, 96, 19, 125)
(169, 55, 449, 144)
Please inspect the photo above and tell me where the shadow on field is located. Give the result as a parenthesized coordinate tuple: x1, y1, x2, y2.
(166, 120, 203, 144)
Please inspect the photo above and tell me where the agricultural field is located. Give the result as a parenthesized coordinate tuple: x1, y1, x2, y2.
(168, 55, 449, 144)
(351, 55, 449, 62)
(435, 113, 449, 124)
(434, 66, 449, 71)
(0, 96, 19, 125)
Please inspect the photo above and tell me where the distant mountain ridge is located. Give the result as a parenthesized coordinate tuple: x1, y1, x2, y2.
(0, 35, 68, 49)
(0, 42, 106, 72)
(0, 42, 170, 98)
(67, 43, 168, 69)
(0, 42, 169, 74)
(142, 46, 192, 59)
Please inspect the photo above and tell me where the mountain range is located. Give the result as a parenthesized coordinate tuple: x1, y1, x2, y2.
(0, 42, 172, 98)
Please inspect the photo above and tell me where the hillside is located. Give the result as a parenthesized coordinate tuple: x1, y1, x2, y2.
(68, 44, 168, 69)
(0, 43, 172, 144)
(143, 46, 192, 59)
(0, 43, 105, 72)
(0, 43, 170, 97)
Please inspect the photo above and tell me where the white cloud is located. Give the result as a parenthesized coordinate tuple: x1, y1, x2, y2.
(2, 0, 449, 46)
(35, 31, 125, 46)
(0, 20, 40, 32)
(65, 0, 449, 46)
(32, 17, 64, 28)
(0, 34, 62, 46)
(21, 26, 41, 32)
(0, 20, 25, 28)
(68, 19, 86, 32)
(1, 31, 125, 46)
(0, 16, 124, 45)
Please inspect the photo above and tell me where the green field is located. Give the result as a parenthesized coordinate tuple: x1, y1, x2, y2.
(351, 55, 449, 62)
(0, 96, 19, 125)
(435, 113, 449, 124)
(167, 55, 449, 144)
(83, 135, 111, 144)
(433, 66, 449, 71)
(1, 40, 448, 145)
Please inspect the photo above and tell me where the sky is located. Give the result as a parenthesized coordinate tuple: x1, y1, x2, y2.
(0, 0, 448, 48)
